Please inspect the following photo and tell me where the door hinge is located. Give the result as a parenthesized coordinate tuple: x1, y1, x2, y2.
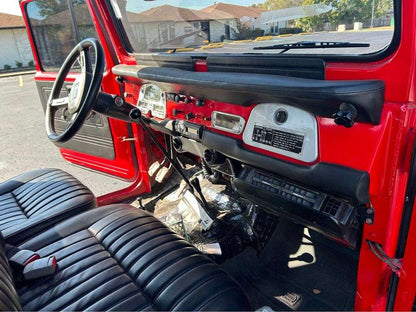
(120, 136, 137, 142)
(367, 240, 404, 276)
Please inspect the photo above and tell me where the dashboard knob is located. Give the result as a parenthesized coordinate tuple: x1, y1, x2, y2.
(333, 103, 358, 128)
(185, 112, 195, 120)
(275, 109, 288, 124)
(129, 108, 142, 121)
(172, 109, 184, 116)
(174, 94, 181, 102)
(173, 138, 183, 152)
(196, 99, 205, 107)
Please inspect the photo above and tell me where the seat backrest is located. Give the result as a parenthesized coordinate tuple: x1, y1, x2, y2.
(0, 234, 22, 311)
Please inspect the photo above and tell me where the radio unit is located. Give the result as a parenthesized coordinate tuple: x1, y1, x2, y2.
(233, 166, 359, 248)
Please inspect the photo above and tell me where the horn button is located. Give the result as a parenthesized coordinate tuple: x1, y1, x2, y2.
(68, 75, 84, 114)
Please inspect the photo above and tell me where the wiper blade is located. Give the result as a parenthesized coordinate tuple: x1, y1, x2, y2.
(254, 41, 370, 53)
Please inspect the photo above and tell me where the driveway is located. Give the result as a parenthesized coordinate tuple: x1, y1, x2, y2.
(0, 74, 130, 196)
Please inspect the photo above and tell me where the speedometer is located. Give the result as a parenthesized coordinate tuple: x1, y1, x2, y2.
(137, 84, 166, 118)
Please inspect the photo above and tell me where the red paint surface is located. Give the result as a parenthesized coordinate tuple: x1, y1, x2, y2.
(20, 0, 416, 309)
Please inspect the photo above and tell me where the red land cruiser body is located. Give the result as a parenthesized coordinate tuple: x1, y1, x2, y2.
(5, 0, 415, 310)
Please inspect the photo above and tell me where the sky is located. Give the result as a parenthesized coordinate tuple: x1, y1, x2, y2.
(0, 0, 21, 15)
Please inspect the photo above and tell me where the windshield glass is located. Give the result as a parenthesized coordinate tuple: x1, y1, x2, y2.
(111, 0, 394, 55)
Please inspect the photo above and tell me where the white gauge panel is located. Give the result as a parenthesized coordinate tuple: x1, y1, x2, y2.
(137, 84, 166, 119)
(242, 103, 318, 163)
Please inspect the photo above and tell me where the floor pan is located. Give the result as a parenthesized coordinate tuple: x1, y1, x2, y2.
(221, 219, 359, 311)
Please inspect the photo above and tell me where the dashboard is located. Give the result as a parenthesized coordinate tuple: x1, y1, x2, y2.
(112, 65, 383, 248)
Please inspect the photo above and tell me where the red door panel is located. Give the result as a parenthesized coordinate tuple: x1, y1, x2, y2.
(21, 0, 144, 183)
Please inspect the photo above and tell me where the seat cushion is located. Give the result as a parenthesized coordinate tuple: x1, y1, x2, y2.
(17, 204, 252, 311)
(0, 169, 96, 245)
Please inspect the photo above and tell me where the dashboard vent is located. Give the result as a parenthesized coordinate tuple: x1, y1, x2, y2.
(321, 198, 342, 217)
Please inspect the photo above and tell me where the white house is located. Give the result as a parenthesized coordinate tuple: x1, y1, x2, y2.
(0, 13, 32, 70)
(243, 4, 334, 34)
(126, 3, 264, 52)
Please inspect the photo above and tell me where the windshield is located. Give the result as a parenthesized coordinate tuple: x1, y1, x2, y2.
(111, 0, 394, 55)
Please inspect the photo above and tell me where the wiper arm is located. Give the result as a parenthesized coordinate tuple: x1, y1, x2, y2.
(253, 41, 370, 53)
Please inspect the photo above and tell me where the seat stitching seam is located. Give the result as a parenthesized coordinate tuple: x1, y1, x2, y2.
(195, 285, 238, 311)
(130, 241, 193, 281)
(124, 236, 183, 272)
(110, 223, 168, 255)
(37, 230, 93, 255)
(10, 192, 27, 218)
(38, 263, 123, 311)
(139, 248, 205, 289)
(57, 273, 129, 311)
(104, 290, 149, 311)
(152, 262, 218, 304)
(170, 271, 226, 311)
(78, 281, 138, 311)
(104, 218, 160, 249)
(20, 254, 114, 306)
(112, 227, 173, 262)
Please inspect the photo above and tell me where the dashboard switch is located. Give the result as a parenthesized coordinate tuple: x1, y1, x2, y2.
(196, 99, 205, 107)
(185, 112, 195, 120)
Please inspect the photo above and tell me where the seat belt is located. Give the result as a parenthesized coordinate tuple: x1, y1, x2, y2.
(7, 244, 40, 266)
(6, 244, 57, 280)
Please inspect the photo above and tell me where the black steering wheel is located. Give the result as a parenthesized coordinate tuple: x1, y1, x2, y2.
(45, 38, 105, 143)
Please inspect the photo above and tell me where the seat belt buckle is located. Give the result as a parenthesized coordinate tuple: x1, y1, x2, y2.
(9, 249, 40, 267)
(23, 256, 57, 280)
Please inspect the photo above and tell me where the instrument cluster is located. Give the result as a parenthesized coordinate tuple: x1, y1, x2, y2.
(137, 84, 166, 119)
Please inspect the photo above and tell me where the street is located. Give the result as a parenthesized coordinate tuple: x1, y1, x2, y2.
(193, 29, 394, 54)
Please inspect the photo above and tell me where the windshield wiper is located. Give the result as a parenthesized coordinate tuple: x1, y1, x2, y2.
(254, 41, 370, 53)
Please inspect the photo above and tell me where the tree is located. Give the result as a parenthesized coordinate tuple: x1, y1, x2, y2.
(252, 0, 303, 10)
(36, 0, 84, 18)
(295, 0, 392, 31)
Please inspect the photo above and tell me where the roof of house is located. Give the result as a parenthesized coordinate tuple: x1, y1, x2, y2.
(127, 5, 211, 23)
(127, 2, 260, 23)
(199, 2, 264, 19)
(0, 13, 25, 29)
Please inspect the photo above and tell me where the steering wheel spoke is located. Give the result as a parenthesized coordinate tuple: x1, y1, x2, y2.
(66, 112, 78, 129)
(80, 49, 93, 86)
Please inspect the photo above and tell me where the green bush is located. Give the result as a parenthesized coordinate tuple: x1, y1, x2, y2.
(236, 23, 265, 40)
(15, 61, 23, 68)
(252, 28, 265, 38)
(279, 27, 303, 34)
(28, 60, 34, 67)
(3, 64, 11, 70)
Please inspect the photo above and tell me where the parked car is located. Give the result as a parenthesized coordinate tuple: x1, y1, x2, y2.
(0, 0, 414, 311)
